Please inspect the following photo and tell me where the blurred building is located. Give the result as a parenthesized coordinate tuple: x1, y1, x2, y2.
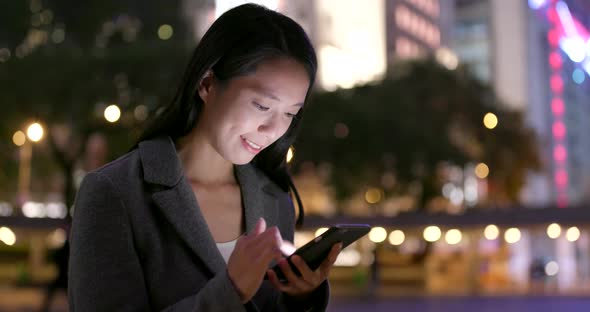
(189, 0, 454, 90)
(452, 0, 590, 208)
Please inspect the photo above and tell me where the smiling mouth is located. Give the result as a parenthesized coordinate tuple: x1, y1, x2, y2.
(241, 136, 263, 154)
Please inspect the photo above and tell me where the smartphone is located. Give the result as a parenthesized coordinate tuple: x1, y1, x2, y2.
(271, 224, 371, 282)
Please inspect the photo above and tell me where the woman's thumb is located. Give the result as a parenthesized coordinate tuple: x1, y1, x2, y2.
(252, 218, 266, 235)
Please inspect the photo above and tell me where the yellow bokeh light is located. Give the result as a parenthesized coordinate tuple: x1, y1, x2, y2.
(158, 24, 173, 40)
(423, 226, 441, 242)
(26, 123, 44, 142)
(315, 227, 328, 238)
(286, 147, 294, 163)
(484, 224, 499, 240)
(0, 227, 16, 246)
(104, 105, 121, 123)
(566, 227, 580, 242)
(504, 227, 521, 244)
(475, 163, 490, 179)
(445, 229, 462, 245)
(388, 230, 405, 245)
(483, 112, 498, 129)
(369, 227, 387, 243)
(12, 131, 26, 146)
(365, 188, 383, 204)
(547, 223, 561, 239)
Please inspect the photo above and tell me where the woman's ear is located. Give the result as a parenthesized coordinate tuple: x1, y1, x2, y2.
(197, 70, 215, 103)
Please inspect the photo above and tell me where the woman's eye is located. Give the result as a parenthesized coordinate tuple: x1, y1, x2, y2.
(285, 112, 297, 118)
(253, 102, 269, 111)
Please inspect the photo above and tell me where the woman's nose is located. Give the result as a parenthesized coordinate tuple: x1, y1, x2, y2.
(258, 113, 287, 140)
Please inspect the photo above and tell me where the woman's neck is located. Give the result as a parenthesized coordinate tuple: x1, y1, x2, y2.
(176, 129, 235, 186)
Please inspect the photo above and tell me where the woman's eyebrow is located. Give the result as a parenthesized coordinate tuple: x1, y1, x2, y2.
(253, 87, 304, 107)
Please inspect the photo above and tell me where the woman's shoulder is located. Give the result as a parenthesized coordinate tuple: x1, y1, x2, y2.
(88, 135, 178, 186)
(235, 163, 287, 197)
(85, 148, 142, 187)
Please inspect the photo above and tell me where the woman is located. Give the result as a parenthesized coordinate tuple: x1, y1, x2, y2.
(68, 3, 340, 312)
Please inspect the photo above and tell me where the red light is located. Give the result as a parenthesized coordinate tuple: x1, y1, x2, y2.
(550, 74, 564, 94)
(552, 122, 566, 139)
(557, 195, 568, 208)
(549, 52, 562, 69)
(555, 169, 568, 186)
(553, 144, 567, 162)
(551, 98, 565, 115)
(547, 8, 558, 24)
(548, 30, 560, 46)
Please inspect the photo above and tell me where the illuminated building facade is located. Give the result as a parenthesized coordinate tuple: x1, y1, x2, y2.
(453, 0, 590, 207)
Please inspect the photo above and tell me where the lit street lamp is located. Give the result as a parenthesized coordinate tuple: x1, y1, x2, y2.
(14, 122, 45, 205)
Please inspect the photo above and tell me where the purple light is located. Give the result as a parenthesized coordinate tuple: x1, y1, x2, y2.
(584, 59, 590, 76)
(529, 0, 548, 9)
(556, 1, 577, 37)
(560, 37, 587, 62)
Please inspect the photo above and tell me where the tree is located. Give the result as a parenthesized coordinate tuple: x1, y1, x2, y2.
(0, 0, 193, 208)
(293, 59, 540, 211)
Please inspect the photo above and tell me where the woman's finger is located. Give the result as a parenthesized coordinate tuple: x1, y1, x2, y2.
(318, 243, 342, 278)
(278, 259, 313, 290)
(267, 269, 290, 292)
(290, 255, 319, 286)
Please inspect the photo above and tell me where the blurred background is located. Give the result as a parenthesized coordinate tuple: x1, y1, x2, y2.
(1, 0, 590, 311)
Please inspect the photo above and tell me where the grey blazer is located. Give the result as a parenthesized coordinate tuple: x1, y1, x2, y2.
(68, 136, 329, 311)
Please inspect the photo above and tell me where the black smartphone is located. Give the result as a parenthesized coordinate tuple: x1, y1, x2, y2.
(270, 224, 371, 282)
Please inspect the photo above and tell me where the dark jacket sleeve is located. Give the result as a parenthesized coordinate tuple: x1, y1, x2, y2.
(68, 172, 246, 312)
(276, 194, 331, 312)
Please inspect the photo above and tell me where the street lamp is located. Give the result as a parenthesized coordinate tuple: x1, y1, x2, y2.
(14, 122, 44, 205)
(104, 104, 121, 123)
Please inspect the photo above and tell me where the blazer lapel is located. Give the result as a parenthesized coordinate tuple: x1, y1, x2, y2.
(139, 136, 225, 275)
(234, 164, 280, 233)
(138, 136, 285, 277)
(151, 179, 226, 275)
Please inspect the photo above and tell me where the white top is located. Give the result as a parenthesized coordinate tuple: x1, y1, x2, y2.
(216, 239, 238, 264)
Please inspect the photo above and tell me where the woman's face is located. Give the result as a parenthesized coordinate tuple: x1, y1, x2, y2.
(198, 57, 310, 165)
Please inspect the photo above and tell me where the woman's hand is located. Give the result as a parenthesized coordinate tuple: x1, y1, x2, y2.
(227, 218, 283, 303)
(266, 242, 342, 298)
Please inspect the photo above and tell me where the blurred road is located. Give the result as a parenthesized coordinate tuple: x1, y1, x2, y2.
(1, 286, 589, 312)
(328, 296, 590, 312)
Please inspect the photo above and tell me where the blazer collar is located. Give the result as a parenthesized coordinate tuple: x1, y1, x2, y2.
(138, 135, 283, 275)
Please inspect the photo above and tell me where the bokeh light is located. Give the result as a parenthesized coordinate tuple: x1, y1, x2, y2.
(158, 24, 174, 40)
(545, 261, 559, 276)
(566, 226, 581, 242)
(286, 147, 294, 163)
(365, 188, 383, 204)
(484, 224, 499, 240)
(0, 227, 16, 246)
(12, 131, 26, 146)
(369, 227, 387, 243)
(26, 123, 44, 142)
(445, 229, 462, 245)
(475, 163, 490, 179)
(504, 227, 521, 244)
(546, 223, 561, 239)
(423, 226, 442, 242)
(104, 105, 121, 123)
(483, 112, 498, 129)
(389, 230, 405, 245)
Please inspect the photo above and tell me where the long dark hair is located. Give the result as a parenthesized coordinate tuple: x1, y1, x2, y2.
(137, 4, 316, 227)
